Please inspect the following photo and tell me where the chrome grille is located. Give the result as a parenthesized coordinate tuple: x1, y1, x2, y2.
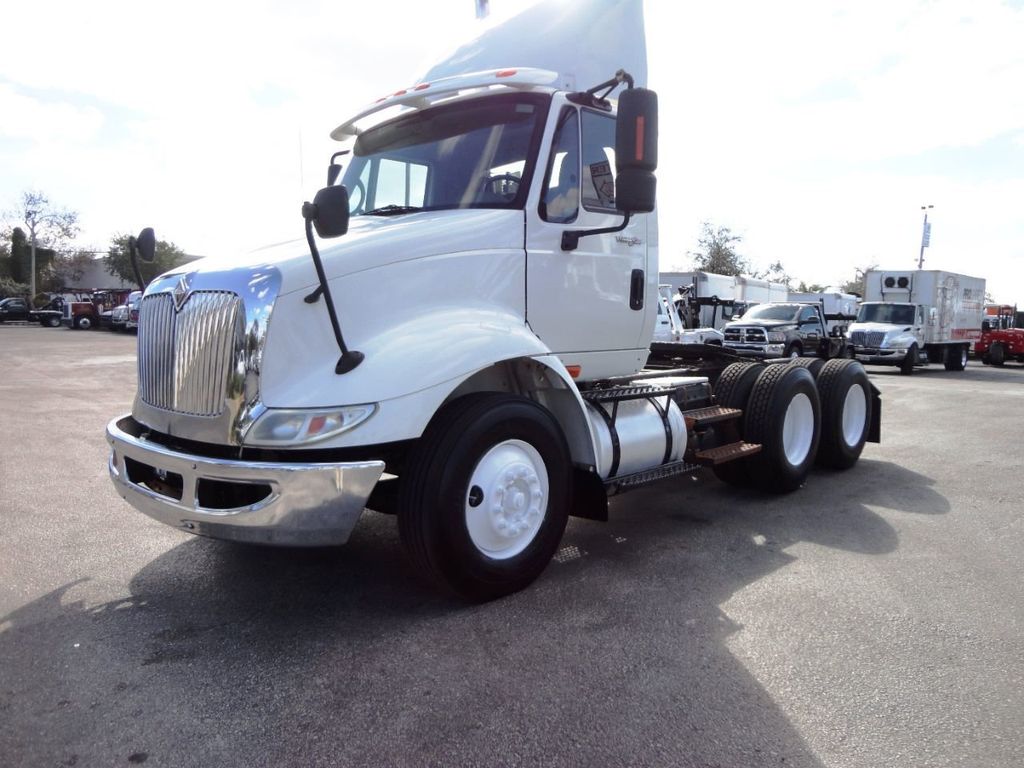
(724, 326, 768, 343)
(850, 330, 885, 347)
(138, 292, 242, 416)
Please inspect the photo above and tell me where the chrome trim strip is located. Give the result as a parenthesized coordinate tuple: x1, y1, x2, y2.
(107, 415, 385, 547)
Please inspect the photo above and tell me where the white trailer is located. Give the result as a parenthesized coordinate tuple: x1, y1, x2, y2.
(104, 0, 881, 600)
(659, 270, 741, 331)
(788, 291, 859, 334)
(735, 276, 788, 307)
(848, 269, 985, 374)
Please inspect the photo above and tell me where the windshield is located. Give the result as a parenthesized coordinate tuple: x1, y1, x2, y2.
(340, 93, 549, 216)
(856, 303, 916, 324)
(740, 304, 801, 322)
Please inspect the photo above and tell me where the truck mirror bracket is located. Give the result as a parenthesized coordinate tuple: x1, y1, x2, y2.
(300, 200, 364, 375)
(561, 213, 632, 251)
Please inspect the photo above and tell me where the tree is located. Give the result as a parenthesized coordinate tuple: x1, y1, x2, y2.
(1, 191, 79, 301)
(754, 259, 793, 289)
(797, 281, 827, 293)
(105, 234, 190, 287)
(687, 222, 750, 276)
(47, 249, 95, 290)
(839, 263, 878, 297)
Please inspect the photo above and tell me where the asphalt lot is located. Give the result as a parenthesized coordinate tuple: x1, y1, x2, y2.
(1, 325, 1022, 768)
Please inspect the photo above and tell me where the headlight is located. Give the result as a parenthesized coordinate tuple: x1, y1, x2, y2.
(883, 335, 908, 349)
(767, 331, 786, 342)
(245, 404, 377, 446)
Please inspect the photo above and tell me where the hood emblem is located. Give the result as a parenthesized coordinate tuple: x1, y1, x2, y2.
(172, 274, 192, 311)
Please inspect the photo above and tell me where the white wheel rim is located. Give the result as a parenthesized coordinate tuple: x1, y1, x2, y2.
(841, 384, 867, 447)
(961, 349, 968, 366)
(465, 439, 548, 560)
(789, 348, 800, 358)
(782, 392, 815, 466)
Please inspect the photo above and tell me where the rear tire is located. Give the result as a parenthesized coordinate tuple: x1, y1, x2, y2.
(944, 345, 968, 371)
(397, 393, 570, 601)
(786, 357, 825, 379)
(711, 362, 762, 487)
(45, 316, 61, 328)
(74, 315, 93, 330)
(816, 360, 872, 469)
(743, 365, 821, 493)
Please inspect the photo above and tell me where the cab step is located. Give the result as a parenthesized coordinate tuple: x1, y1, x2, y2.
(682, 405, 743, 429)
(605, 459, 701, 493)
(581, 384, 677, 403)
(693, 441, 761, 466)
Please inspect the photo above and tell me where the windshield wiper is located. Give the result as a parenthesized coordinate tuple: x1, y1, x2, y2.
(362, 204, 422, 216)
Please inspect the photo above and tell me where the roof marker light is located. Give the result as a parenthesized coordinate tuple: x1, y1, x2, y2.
(414, 83, 431, 91)
(393, 89, 407, 96)
(496, 69, 517, 78)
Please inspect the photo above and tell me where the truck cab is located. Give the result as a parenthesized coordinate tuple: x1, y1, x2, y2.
(723, 302, 841, 359)
(105, 64, 880, 600)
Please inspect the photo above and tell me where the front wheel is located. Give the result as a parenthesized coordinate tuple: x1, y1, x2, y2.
(989, 343, 1005, 366)
(785, 343, 802, 359)
(45, 316, 61, 328)
(74, 315, 93, 330)
(899, 345, 918, 375)
(398, 393, 571, 601)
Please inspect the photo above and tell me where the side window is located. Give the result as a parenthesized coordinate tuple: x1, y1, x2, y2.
(799, 307, 818, 324)
(540, 108, 579, 223)
(581, 110, 617, 211)
(372, 158, 428, 209)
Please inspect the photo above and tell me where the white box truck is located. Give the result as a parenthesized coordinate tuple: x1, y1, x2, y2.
(847, 269, 985, 374)
(105, 0, 881, 600)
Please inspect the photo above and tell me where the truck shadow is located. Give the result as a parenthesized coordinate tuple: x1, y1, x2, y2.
(867, 364, 1024, 382)
(0, 459, 943, 767)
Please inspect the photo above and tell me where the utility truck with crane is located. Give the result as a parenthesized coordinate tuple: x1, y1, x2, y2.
(105, 2, 880, 600)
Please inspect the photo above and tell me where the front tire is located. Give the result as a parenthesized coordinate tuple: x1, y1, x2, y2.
(785, 343, 802, 359)
(899, 344, 918, 375)
(989, 343, 1005, 366)
(74, 315, 93, 330)
(398, 393, 571, 601)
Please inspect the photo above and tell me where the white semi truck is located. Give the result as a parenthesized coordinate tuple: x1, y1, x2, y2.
(847, 269, 985, 375)
(105, 3, 881, 600)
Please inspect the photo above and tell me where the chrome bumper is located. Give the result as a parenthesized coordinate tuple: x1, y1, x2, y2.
(723, 342, 785, 358)
(853, 348, 907, 364)
(106, 415, 385, 546)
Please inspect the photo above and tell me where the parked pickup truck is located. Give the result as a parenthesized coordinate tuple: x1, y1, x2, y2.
(0, 296, 63, 327)
(723, 302, 847, 359)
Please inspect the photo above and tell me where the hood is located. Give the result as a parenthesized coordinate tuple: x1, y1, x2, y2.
(849, 321, 910, 333)
(158, 208, 524, 297)
(726, 319, 796, 329)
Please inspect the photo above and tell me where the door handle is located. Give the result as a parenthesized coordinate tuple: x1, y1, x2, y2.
(629, 269, 644, 310)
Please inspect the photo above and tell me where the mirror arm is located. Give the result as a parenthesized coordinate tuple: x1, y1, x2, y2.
(300, 205, 363, 374)
(127, 236, 146, 292)
(561, 212, 632, 251)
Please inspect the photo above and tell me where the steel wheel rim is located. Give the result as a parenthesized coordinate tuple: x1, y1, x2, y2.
(782, 392, 815, 466)
(841, 384, 867, 447)
(465, 439, 548, 560)
(960, 348, 968, 367)
(789, 348, 800, 359)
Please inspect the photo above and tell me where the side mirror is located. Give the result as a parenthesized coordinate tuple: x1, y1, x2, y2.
(615, 88, 658, 213)
(305, 185, 350, 239)
(136, 227, 156, 262)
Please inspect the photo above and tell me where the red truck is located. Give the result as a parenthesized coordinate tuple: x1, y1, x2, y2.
(976, 304, 1024, 366)
(62, 289, 132, 330)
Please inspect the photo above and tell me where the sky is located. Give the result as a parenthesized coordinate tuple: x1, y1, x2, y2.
(1, 0, 1022, 300)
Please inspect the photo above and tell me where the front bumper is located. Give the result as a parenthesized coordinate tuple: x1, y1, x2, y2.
(852, 347, 908, 365)
(723, 342, 785, 359)
(106, 415, 385, 546)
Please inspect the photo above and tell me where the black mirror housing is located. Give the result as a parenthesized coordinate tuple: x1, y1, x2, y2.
(136, 227, 156, 262)
(615, 88, 658, 213)
(327, 164, 342, 187)
(307, 185, 350, 239)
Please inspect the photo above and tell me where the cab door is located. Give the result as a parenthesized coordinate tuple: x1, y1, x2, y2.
(524, 100, 650, 380)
